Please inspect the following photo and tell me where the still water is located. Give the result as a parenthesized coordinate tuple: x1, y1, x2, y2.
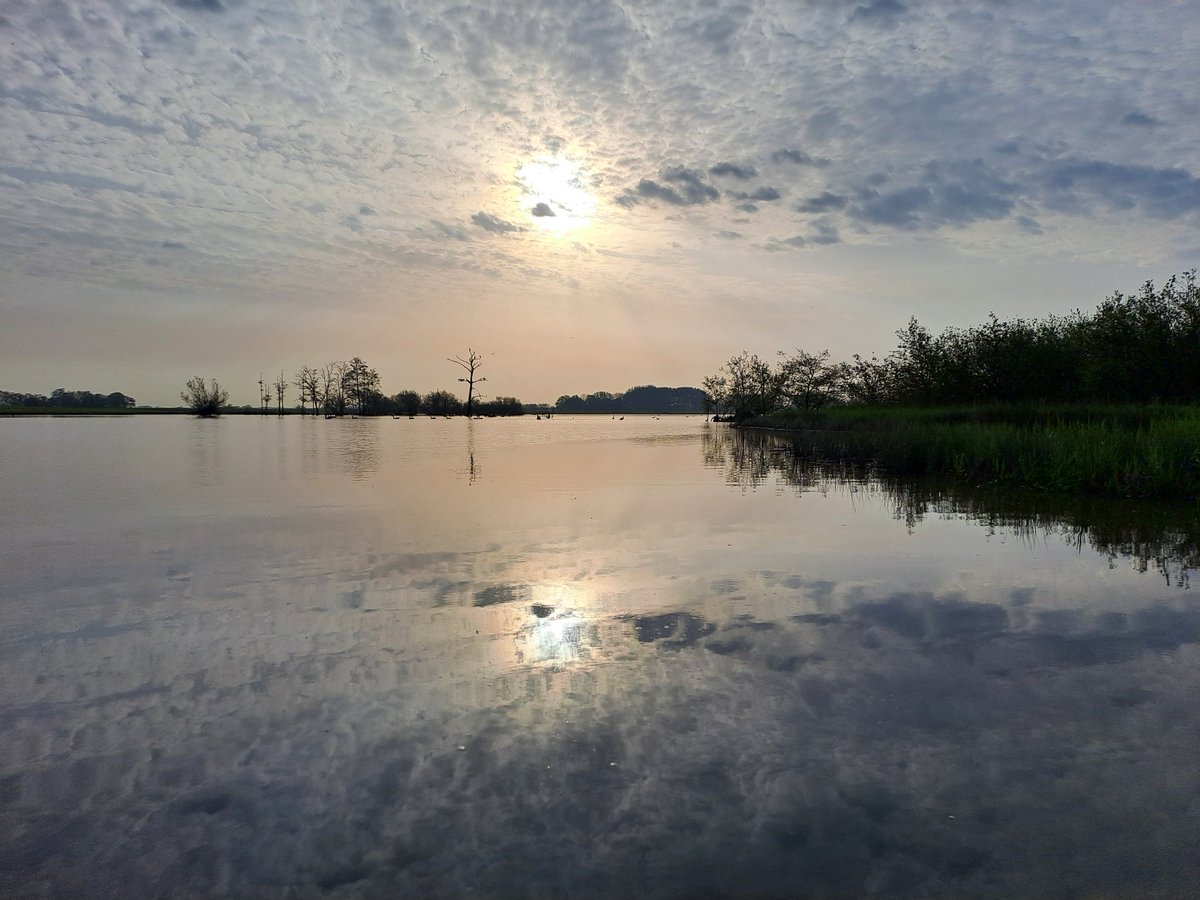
(2, 415, 1198, 898)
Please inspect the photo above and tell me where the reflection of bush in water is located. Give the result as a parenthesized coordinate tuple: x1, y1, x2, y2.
(703, 425, 1200, 587)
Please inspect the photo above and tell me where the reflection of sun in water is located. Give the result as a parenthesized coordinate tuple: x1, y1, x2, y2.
(515, 156, 596, 234)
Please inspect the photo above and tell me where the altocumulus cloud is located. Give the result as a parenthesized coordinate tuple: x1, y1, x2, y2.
(1, 0, 1199, 401)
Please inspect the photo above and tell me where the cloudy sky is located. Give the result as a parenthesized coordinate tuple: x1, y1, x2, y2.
(2, 1, 1198, 405)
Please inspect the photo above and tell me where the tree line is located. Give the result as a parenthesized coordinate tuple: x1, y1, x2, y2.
(0, 388, 136, 409)
(705, 271, 1200, 420)
(553, 385, 706, 414)
(183, 349, 524, 418)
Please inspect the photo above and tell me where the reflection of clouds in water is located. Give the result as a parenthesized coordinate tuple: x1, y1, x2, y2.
(7, 417, 1200, 896)
(4, 562, 1200, 896)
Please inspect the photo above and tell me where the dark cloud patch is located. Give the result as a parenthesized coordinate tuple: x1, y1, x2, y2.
(709, 162, 757, 180)
(662, 167, 721, 204)
(808, 220, 841, 245)
(772, 149, 819, 166)
(856, 186, 935, 229)
(160, 240, 188, 250)
(765, 235, 811, 252)
(175, 0, 224, 11)
(1121, 112, 1161, 128)
(851, 0, 908, 28)
(530, 202, 556, 217)
(730, 186, 781, 202)
(1014, 215, 1043, 235)
(624, 167, 720, 207)
(472, 211, 525, 233)
(766, 219, 840, 251)
(850, 160, 1016, 230)
(431, 220, 470, 241)
(797, 191, 848, 214)
(1044, 159, 1200, 218)
(715, 231, 743, 240)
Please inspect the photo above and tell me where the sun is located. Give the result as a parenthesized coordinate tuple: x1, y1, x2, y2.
(514, 156, 596, 234)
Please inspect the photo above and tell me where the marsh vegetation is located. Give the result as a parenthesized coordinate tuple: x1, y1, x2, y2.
(706, 273, 1200, 496)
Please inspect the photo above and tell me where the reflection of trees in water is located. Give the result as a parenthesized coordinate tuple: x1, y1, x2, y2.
(462, 421, 480, 485)
(703, 425, 1200, 586)
(329, 419, 382, 479)
(186, 419, 225, 487)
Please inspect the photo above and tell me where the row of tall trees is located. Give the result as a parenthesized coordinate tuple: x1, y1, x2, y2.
(706, 271, 1200, 419)
(554, 385, 706, 414)
(183, 350, 523, 417)
(0, 388, 136, 409)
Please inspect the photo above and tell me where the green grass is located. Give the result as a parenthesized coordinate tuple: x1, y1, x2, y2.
(745, 403, 1200, 498)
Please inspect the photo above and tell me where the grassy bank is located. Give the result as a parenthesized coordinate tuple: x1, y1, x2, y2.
(742, 404, 1200, 499)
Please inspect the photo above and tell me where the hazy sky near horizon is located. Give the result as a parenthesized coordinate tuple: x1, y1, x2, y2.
(2, 1, 1199, 406)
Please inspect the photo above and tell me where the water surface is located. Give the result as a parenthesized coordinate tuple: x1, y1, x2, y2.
(2, 416, 1198, 897)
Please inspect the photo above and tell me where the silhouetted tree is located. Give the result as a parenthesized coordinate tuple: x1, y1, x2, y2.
(391, 390, 422, 415)
(422, 389, 463, 415)
(257, 374, 271, 415)
(450, 348, 487, 418)
(702, 374, 728, 418)
(777, 348, 847, 411)
(323, 361, 348, 416)
(181, 377, 229, 417)
(295, 366, 322, 416)
(342, 357, 381, 415)
(477, 396, 524, 416)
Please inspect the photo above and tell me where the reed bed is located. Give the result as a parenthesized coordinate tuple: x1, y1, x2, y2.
(747, 404, 1200, 498)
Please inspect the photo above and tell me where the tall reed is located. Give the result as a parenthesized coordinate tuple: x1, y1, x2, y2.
(748, 404, 1200, 498)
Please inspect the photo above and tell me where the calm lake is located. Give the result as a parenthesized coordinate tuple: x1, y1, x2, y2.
(2, 415, 1198, 898)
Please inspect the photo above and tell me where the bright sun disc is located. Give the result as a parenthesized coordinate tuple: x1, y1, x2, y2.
(515, 157, 595, 233)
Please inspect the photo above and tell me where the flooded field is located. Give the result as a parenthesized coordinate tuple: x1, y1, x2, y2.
(2, 415, 1198, 897)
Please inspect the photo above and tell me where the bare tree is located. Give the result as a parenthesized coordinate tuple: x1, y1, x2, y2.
(449, 348, 487, 417)
(258, 373, 270, 415)
(702, 374, 728, 420)
(295, 365, 322, 416)
(322, 361, 348, 416)
(181, 376, 230, 418)
(273, 371, 288, 415)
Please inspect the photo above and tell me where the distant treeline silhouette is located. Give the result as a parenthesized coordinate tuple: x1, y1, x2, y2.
(554, 385, 706, 414)
(707, 271, 1200, 419)
(0, 388, 136, 409)
(246, 356, 525, 418)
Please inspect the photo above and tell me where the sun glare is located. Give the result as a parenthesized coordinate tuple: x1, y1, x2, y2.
(515, 157, 595, 234)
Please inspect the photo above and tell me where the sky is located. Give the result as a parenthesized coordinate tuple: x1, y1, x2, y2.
(2, 0, 1199, 406)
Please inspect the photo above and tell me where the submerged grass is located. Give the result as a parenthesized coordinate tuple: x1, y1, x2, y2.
(746, 404, 1200, 499)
